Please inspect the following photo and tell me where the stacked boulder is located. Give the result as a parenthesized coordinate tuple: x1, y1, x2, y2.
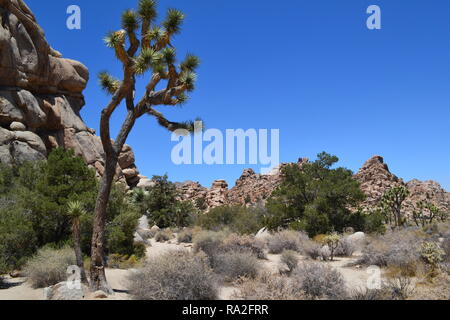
(0, 0, 140, 187)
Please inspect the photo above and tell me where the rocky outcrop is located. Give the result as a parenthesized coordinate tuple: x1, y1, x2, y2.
(354, 156, 450, 215)
(174, 155, 450, 216)
(227, 168, 282, 206)
(354, 156, 404, 207)
(0, 0, 140, 187)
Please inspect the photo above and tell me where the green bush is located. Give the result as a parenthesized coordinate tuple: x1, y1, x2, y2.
(265, 152, 366, 237)
(128, 250, 218, 300)
(0, 205, 36, 274)
(197, 205, 264, 234)
(134, 175, 198, 228)
(24, 247, 76, 288)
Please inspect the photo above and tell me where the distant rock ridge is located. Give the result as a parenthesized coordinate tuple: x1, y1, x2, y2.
(0, 0, 140, 188)
(168, 155, 450, 214)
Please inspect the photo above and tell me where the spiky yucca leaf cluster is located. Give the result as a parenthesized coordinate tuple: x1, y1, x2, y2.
(134, 48, 162, 74)
(145, 26, 164, 42)
(179, 71, 197, 91)
(163, 8, 184, 35)
(180, 54, 200, 72)
(103, 30, 126, 48)
(122, 9, 139, 32)
(161, 47, 176, 65)
(138, 0, 157, 22)
(98, 72, 121, 94)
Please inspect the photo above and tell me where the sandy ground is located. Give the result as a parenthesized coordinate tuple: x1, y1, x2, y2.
(0, 239, 370, 300)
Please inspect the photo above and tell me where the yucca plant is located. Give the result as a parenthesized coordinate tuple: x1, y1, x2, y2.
(67, 200, 88, 285)
(90, 0, 201, 293)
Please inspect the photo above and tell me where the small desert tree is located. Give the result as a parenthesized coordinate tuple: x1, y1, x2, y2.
(380, 186, 409, 228)
(90, 0, 201, 292)
(412, 201, 447, 227)
(67, 201, 88, 284)
(323, 233, 340, 261)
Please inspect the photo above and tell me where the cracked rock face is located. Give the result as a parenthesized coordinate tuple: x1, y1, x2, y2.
(0, 0, 140, 187)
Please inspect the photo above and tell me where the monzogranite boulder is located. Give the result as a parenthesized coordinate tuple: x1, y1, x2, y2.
(0, 0, 140, 187)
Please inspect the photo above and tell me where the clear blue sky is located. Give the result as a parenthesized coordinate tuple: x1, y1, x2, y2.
(28, 0, 450, 190)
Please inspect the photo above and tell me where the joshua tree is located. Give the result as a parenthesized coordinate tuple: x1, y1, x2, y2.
(67, 200, 88, 285)
(380, 186, 410, 228)
(90, 0, 200, 292)
(323, 233, 341, 261)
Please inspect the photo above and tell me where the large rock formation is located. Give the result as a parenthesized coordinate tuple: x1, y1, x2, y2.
(174, 155, 450, 216)
(354, 156, 404, 207)
(354, 156, 450, 215)
(0, 0, 140, 187)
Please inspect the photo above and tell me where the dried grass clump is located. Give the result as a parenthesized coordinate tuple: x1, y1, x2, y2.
(128, 250, 218, 300)
(24, 247, 76, 289)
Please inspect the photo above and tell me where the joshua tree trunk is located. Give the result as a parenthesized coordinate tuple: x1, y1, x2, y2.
(90, 110, 136, 293)
(89, 156, 117, 294)
(72, 219, 88, 285)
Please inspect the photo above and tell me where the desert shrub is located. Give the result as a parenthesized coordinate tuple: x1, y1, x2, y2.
(280, 250, 299, 274)
(303, 241, 323, 260)
(350, 288, 390, 300)
(221, 234, 266, 259)
(106, 208, 141, 256)
(155, 229, 174, 242)
(0, 205, 37, 273)
(335, 236, 356, 257)
(323, 233, 341, 261)
(291, 261, 347, 300)
(197, 205, 264, 234)
(420, 242, 445, 266)
(24, 247, 76, 288)
(386, 276, 415, 300)
(177, 229, 194, 243)
(265, 153, 366, 236)
(267, 231, 302, 254)
(133, 242, 147, 259)
(357, 228, 423, 276)
(136, 175, 198, 228)
(128, 250, 218, 300)
(212, 251, 260, 281)
(233, 272, 305, 300)
(193, 230, 228, 259)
